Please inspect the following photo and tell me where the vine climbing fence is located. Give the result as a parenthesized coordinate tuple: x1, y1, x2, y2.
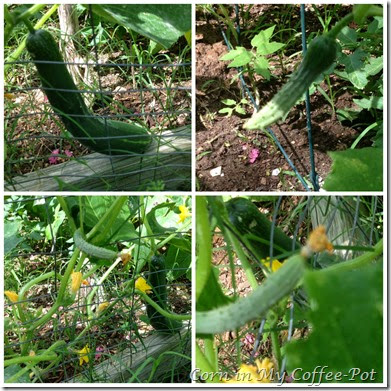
(5, 4, 191, 191)
(4, 196, 192, 383)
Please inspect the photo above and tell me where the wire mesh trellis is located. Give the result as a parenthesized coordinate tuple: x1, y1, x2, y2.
(4, 6, 191, 191)
(4, 196, 192, 383)
(202, 195, 382, 381)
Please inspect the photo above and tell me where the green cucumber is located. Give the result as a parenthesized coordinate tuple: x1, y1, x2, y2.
(196, 254, 305, 335)
(73, 229, 118, 260)
(26, 29, 151, 155)
(225, 197, 299, 260)
(146, 255, 182, 334)
(245, 34, 338, 130)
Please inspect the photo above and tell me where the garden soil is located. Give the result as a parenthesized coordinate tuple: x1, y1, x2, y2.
(196, 5, 367, 191)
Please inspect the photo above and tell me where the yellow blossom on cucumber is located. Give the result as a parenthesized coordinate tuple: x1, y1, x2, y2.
(76, 345, 90, 366)
(70, 271, 83, 294)
(97, 302, 109, 313)
(135, 277, 152, 294)
(224, 357, 274, 383)
(5, 291, 19, 303)
(177, 205, 191, 223)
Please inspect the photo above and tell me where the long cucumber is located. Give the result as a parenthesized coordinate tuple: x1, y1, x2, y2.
(25, 29, 151, 155)
(196, 254, 305, 335)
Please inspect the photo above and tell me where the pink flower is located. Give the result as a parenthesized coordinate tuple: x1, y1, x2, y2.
(249, 148, 260, 163)
(95, 346, 105, 360)
(241, 333, 255, 348)
(64, 149, 73, 157)
(49, 149, 60, 164)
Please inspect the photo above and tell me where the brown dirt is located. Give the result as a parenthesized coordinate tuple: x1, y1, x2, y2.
(196, 4, 364, 191)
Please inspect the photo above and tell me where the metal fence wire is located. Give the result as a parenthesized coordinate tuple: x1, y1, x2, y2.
(210, 195, 382, 378)
(4, 196, 192, 383)
(4, 10, 191, 192)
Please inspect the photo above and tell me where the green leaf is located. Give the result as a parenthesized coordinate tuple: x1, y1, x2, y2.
(221, 47, 252, 68)
(337, 26, 357, 46)
(285, 262, 383, 383)
(83, 197, 137, 242)
(218, 107, 233, 116)
(221, 99, 236, 106)
(353, 96, 383, 110)
(89, 4, 191, 49)
(323, 148, 382, 191)
(256, 41, 285, 56)
(250, 25, 275, 47)
(253, 56, 270, 79)
(340, 49, 369, 89)
(364, 56, 383, 76)
(166, 245, 191, 280)
(4, 221, 23, 255)
(5, 364, 31, 383)
(196, 266, 233, 311)
(235, 106, 246, 115)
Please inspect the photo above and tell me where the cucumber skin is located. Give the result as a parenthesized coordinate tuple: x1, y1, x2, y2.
(225, 197, 299, 259)
(73, 229, 118, 260)
(196, 254, 305, 335)
(26, 29, 151, 155)
(147, 255, 182, 334)
(245, 34, 338, 130)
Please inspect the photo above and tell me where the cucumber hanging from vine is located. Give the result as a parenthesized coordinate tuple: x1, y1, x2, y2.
(244, 34, 338, 130)
(73, 229, 118, 260)
(25, 29, 152, 155)
(196, 254, 305, 335)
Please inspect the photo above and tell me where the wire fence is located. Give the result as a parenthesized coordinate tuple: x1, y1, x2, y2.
(4, 196, 192, 383)
(4, 12, 191, 191)
(209, 195, 382, 377)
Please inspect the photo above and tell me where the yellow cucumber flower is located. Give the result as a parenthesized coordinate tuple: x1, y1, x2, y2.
(224, 357, 274, 383)
(76, 345, 90, 366)
(261, 257, 283, 272)
(70, 271, 83, 294)
(5, 291, 19, 303)
(97, 302, 109, 314)
(135, 277, 152, 294)
(177, 205, 191, 223)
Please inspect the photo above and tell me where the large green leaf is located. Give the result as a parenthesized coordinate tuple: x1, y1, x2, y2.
(285, 261, 383, 383)
(83, 197, 137, 242)
(323, 148, 382, 191)
(89, 4, 191, 49)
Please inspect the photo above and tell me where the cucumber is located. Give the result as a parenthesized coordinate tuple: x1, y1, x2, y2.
(146, 255, 182, 334)
(25, 29, 151, 155)
(245, 34, 338, 130)
(225, 197, 299, 260)
(73, 228, 118, 260)
(196, 254, 305, 335)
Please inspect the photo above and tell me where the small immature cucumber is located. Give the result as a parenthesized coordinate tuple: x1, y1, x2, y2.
(73, 229, 118, 260)
(196, 254, 305, 335)
(245, 34, 338, 130)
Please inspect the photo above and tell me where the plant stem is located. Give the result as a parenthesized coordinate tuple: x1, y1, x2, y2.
(326, 238, 383, 272)
(195, 343, 221, 383)
(327, 12, 354, 39)
(57, 196, 77, 233)
(5, 4, 59, 72)
(136, 289, 191, 321)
